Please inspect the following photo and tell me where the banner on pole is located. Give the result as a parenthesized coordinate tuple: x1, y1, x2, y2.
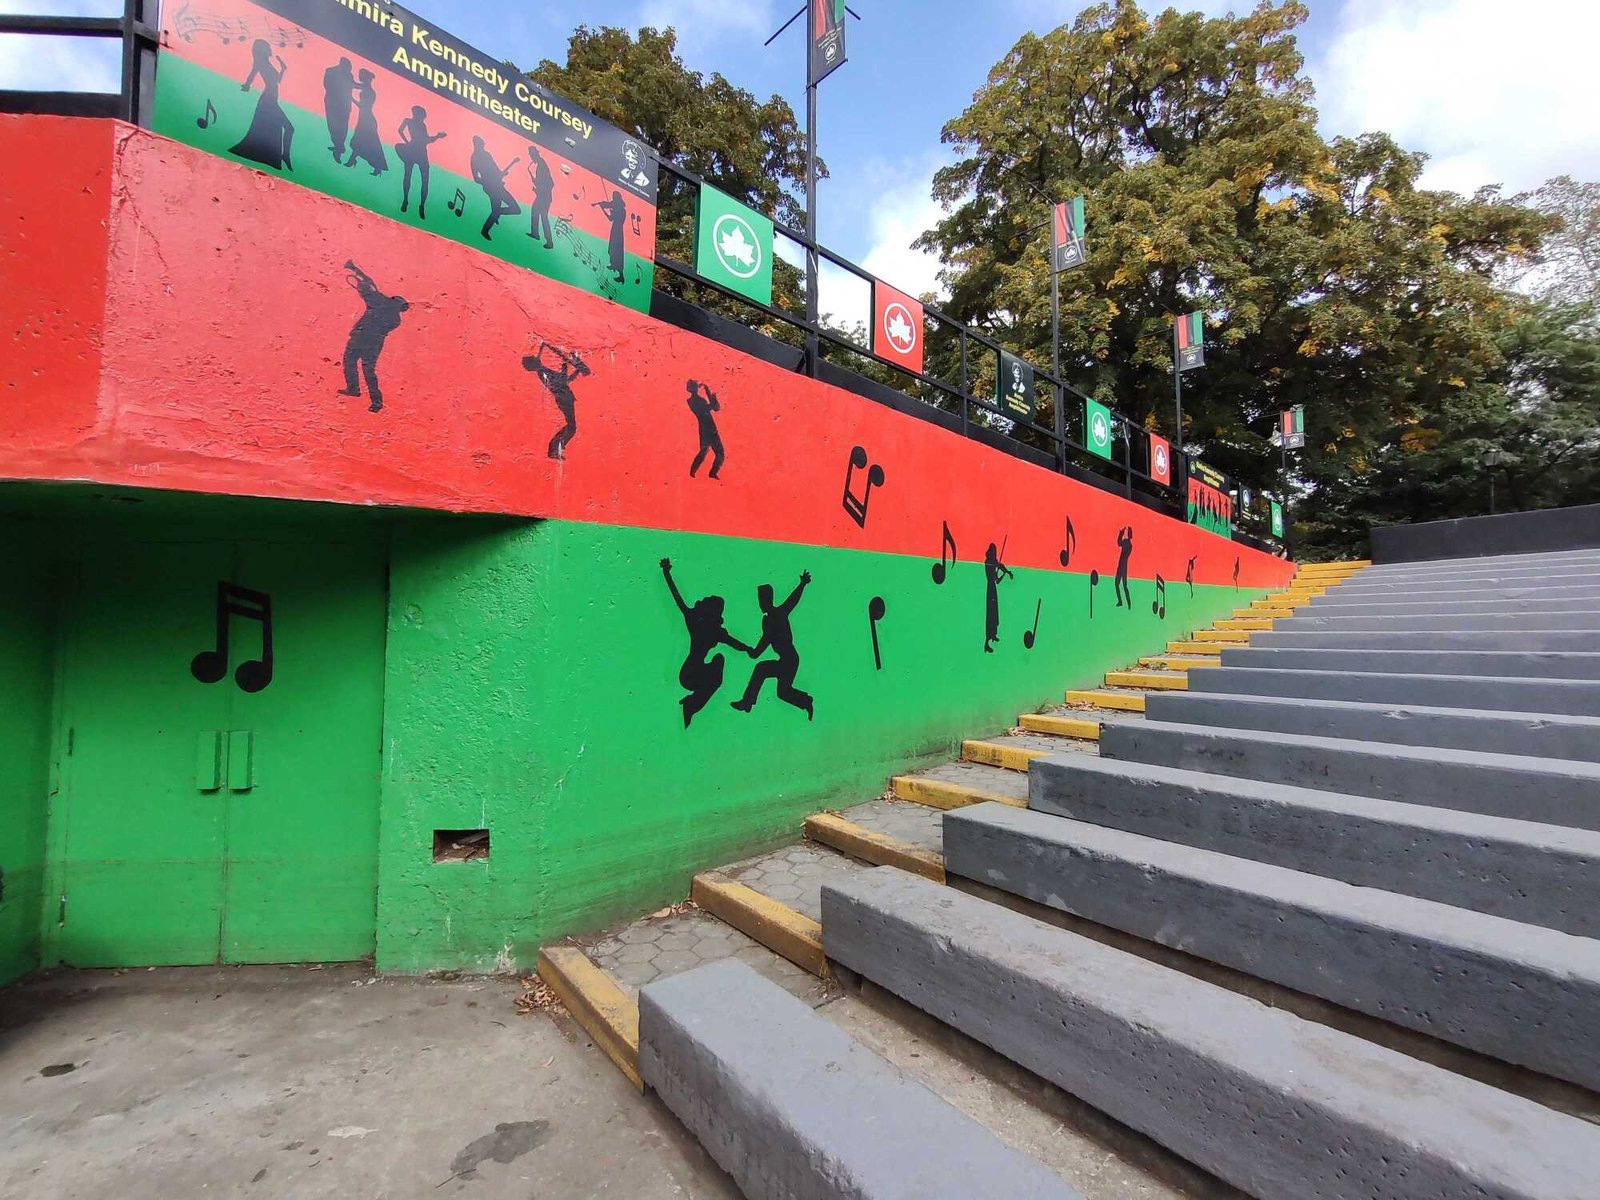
(1279, 405, 1306, 449)
(1175, 311, 1205, 372)
(871, 281, 924, 374)
(695, 185, 774, 305)
(1052, 197, 1086, 271)
(808, 0, 848, 84)
(996, 350, 1035, 422)
(1270, 499, 1285, 538)
(152, 0, 659, 311)
(1148, 431, 1172, 485)
(1085, 398, 1114, 460)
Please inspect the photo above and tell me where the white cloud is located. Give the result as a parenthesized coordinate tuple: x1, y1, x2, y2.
(855, 156, 951, 302)
(634, 0, 779, 60)
(1311, 0, 1600, 194)
(0, 0, 122, 93)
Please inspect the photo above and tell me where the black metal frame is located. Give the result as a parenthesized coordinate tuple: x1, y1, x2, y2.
(0, 3, 159, 124)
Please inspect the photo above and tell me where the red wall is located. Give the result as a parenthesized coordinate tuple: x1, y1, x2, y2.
(0, 117, 1292, 588)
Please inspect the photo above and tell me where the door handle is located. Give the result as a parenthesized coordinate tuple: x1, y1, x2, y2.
(196, 731, 224, 793)
(228, 731, 255, 792)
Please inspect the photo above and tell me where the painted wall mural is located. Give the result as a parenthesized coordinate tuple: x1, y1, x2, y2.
(2, 117, 1295, 974)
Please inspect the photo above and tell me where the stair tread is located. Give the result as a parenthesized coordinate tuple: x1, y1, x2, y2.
(835, 798, 944, 855)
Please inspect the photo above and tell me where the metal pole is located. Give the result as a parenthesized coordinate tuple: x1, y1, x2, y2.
(803, 75, 819, 378)
(1489, 469, 1497, 516)
(1050, 263, 1063, 469)
(1173, 367, 1184, 489)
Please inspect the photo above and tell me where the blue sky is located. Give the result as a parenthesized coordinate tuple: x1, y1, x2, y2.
(4, 0, 1594, 301)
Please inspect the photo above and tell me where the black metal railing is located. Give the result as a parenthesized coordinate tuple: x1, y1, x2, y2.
(0, 2, 158, 123)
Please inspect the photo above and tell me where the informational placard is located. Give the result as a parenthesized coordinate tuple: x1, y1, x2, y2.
(1279, 405, 1306, 449)
(996, 350, 1035, 423)
(1052, 196, 1086, 272)
(695, 185, 774, 306)
(1270, 499, 1285, 538)
(1148, 430, 1171, 485)
(1176, 310, 1205, 372)
(1083, 398, 1114, 460)
(1187, 475, 1234, 538)
(808, 0, 848, 84)
(871, 281, 924, 375)
(152, 0, 658, 311)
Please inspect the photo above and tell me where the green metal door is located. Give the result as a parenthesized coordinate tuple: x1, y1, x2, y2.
(49, 535, 386, 966)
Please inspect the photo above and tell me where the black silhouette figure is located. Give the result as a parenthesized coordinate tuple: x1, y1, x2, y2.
(526, 146, 555, 248)
(523, 342, 590, 459)
(322, 57, 354, 161)
(471, 136, 521, 240)
(1186, 555, 1198, 597)
(983, 542, 1013, 653)
(594, 190, 627, 282)
(1233, 557, 1241, 591)
(1114, 526, 1134, 610)
(231, 39, 294, 170)
(686, 380, 725, 479)
(339, 261, 408, 413)
(396, 106, 445, 218)
(345, 69, 387, 175)
(661, 559, 754, 729)
(732, 572, 814, 720)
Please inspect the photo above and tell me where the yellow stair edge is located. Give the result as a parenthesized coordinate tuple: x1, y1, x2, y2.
(1191, 629, 1251, 644)
(537, 946, 643, 1091)
(1018, 712, 1103, 739)
(1065, 689, 1147, 713)
(1240, 606, 1295, 618)
(692, 871, 827, 978)
(892, 774, 1027, 811)
(805, 813, 945, 883)
(1166, 641, 1226, 655)
(962, 739, 1046, 772)
(1105, 670, 1187, 691)
(1141, 655, 1220, 670)
(1214, 617, 1274, 630)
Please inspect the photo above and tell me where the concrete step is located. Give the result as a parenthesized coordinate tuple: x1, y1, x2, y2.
(1358, 551, 1600, 580)
(1251, 630, 1600, 652)
(1188, 665, 1600, 717)
(1318, 581, 1600, 602)
(1026, 755, 1600, 936)
(1347, 567, 1600, 588)
(1187, 628, 1250, 643)
(1218, 646, 1600, 680)
(638, 960, 1081, 1200)
(1212, 617, 1274, 630)
(1304, 595, 1600, 615)
(1103, 670, 1187, 690)
(822, 868, 1600, 1200)
(1063, 689, 1146, 713)
(1015, 712, 1102, 740)
(942, 804, 1600, 1091)
(891, 761, 1030, 810)
(1280, 611, 1600, 631)
(1144, 690, 1600, 762)
(1137, 655, 1218, 670)
(1165, 640, 1228, 655)
(1098, 720, 1600, 830)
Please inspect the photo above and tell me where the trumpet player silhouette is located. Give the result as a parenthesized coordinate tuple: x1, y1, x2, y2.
(686, 380, 725, 479)
(522, 342, 590, 459)
(339, 261, 408, 413)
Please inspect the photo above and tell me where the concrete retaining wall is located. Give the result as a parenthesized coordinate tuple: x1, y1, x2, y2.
(1371, 505, 1600, 563)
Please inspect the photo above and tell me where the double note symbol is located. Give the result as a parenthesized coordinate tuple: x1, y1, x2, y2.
(1059, 515, 1075, 567)
(931, 521, 957, 584)
(1022, 599, 1042, 649)
(1152, 574, 1167, 620)
(447, 187, 467, 217)
(197, 99, 218, 130)
(841, 446, 885, 529)
(191, 582, 274, 693)
(867, 596, 887, 671)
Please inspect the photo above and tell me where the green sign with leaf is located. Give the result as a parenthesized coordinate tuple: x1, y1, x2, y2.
(1270, 500, 1285, 538)
(695, 185, 774, 305)
(1084, 398, 1114, 460)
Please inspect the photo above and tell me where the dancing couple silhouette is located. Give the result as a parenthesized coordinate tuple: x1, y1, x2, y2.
(661, 559, 814, 727)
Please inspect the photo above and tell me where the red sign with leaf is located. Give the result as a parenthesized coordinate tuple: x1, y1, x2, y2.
(1149, 432, 1172, 486)
(871, 281, 925, 375)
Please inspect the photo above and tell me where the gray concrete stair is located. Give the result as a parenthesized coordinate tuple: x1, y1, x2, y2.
(821, 867, 1600, 1200)
(1026, 755, 1600, 936)
(1251, 630, 1600, 651)
(1219, 646, 1600, 679)
(1143, 690, 1600, 761)
(1188, 664, 1600, 716)
(1279, 610, 1600, 631)
(1302, 595, 1600, 615)
(1311, 582, 1600, 603)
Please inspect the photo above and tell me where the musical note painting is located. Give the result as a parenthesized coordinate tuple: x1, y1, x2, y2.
(842, 447, 885, 529)
(191, 582, 274, 693)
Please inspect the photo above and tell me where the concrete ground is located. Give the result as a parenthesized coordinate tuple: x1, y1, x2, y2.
(0, 964, 738, 1200)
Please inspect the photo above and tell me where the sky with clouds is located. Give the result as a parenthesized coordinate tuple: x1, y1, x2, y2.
(5, 0, 1596, 306)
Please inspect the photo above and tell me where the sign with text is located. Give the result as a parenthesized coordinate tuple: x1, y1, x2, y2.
(996, 350, 1035, 423)
(1084, 398, 1114, 460)
(1148, 431, 1172, 485)
(1279, 405, 1306, 449)
(1052, 196, 1086, 272)
(809, 0, 848, 84)
(871, 281, 925, 375)
(1176, 310, 1205, 372)
(1187, 476, 1234, 538)
(695, 185, 774, 305)
(153, 0, 658, 311)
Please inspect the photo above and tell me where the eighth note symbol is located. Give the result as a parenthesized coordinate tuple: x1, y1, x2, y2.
(931, 521, 957, 584)
(1059, 515, 1075, 567)
(190, 582, 274, 694)
(867, 596, 887, 670)
(1151, 574, 1167, 620)
(447, 187, 467, 217)
(841, 446, 885, 529)
(197, 99, 218, 129)
(1022, 599, 1042, 649)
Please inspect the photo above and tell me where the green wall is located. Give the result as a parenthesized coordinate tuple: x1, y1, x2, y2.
(0, 522, 60, 984)
(378, 516, 1256, 972)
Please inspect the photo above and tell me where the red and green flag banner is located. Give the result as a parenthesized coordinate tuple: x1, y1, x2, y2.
(1175, 311, 1205, 372)
(809, 0, 848, 84)
(1051, 196, 1086, 271)
(871, 281, 925, 375)
(152, 0, 659, 312)
(1148, 431, 1172, 486)
(1279, 405, 1306, 449)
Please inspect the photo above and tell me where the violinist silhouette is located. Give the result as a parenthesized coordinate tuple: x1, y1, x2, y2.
(594, 190, 627, 282)
(983, 542, 1013, 653)
(339, 261, 408, 414)
(471, 136, 521, 241)
(661, 558, 754, 728)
